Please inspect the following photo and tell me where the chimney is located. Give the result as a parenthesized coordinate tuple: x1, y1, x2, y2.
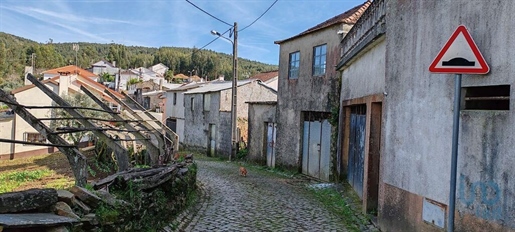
(112, 61, 116, 67)
(24, 66, 33, 85)
(218, 75, 225, 81)
(58, 72, 71, 96)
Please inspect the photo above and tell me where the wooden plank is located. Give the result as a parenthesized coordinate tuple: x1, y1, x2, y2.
(103, 90, 166, 162)
(122, 92, 179, 154)
(0, 213, 78, 228)
(26, 74, 129, 171)
(0, 89, 87, 186)
(80, 86, 161, 164)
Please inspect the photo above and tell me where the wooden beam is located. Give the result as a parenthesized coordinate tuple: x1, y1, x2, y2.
(80, 86, 161, 165)
(103, 89, 166, 160)
(121, 92, 179, 153)
(0, 89, 87, 186)
(26, 74, 129, 171)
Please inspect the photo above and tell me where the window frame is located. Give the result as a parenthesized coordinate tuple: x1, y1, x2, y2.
(23, 132, 46, 145)
(288, 51, 300, 79)
(203, 93, 211, 112)
(190, 97, 194, 111)
(173, 92, 177, 105)
(312, 44, 327, 76)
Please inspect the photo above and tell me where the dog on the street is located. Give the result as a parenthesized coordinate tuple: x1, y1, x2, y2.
(239, 166, 247, 177)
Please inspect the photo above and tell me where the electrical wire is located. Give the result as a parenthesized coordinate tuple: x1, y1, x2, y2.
(239, 0, 279, 32)
(192, 27, 233, 56)
(185, 0, 232, 26)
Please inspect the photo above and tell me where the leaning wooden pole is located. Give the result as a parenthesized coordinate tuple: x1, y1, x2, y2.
(103, 90, 166, 159)
(121, 92, 179, 153)
(0, 89, 88, 186)
(80, 86, 161, 165)
(26, 74, 129, 171)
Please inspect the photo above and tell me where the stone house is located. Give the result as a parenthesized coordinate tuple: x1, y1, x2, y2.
(334, 0, 515, 231)
(161, 82, 204, 146)
(90, 60, 119, 76)
(335, 0, 385, 217)
(0, 66, 123, 159)
(182, 80, 276, 157)
(377, 1, 515, 231)
(273, 1, 371, 181)
(249, 70, 279, 91)
(246, 101, 277, 166)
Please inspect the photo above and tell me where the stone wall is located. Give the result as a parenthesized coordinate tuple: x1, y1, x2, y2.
(0, 161, 197, 231)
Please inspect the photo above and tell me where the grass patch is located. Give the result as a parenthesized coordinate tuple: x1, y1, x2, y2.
(308, 185, 373, 232)
(0, 170, 53, 193)
(45, 178, 75, 190)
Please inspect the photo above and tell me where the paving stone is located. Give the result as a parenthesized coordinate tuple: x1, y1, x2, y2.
(168, 159, 374, 232)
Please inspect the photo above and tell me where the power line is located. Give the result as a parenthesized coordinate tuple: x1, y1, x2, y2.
(185, 0, 232, 26)
(239, 0, 279, 32)
(192, 27, 233, 56)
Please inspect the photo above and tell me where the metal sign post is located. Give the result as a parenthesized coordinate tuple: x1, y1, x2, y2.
(447, 74, 462, 232)
(429, 25, 489, 231)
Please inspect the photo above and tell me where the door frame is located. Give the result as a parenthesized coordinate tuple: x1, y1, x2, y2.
(340, 93, 383, 213)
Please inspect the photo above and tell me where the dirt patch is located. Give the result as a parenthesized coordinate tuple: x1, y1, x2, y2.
(0, 148, 114, 192)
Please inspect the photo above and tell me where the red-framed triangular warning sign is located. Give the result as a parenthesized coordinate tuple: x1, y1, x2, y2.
(429, 25, 489, 74)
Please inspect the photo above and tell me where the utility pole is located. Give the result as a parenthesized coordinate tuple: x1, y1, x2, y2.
(230, 22, 238, 160)
(31, 53, 36, 74)
(73, 44, 79, 73)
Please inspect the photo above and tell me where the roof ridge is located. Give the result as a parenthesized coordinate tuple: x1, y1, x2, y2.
(275, 1, 371, 44)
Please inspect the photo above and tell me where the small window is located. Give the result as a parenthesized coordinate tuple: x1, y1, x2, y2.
(191, 97, 195, 111)
(203, 93, 211, 111)
(463, 85, 510, 110)
(288, 51, 300, 79)
(313, 44, 327, 76)
(173, 93, 177, 105)
(24, 132, 46, 145)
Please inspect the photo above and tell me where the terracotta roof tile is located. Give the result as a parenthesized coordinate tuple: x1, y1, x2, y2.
(275, 1, 371, 44)
(11, 76, 60, 94)
(42, 65, 97, 79)
(249, 70, 278, 82)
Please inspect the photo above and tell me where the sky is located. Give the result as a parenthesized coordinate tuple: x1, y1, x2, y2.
(0, 0, 366, 65)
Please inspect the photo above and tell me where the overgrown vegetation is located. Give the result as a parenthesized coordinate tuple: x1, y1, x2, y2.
(0, 170, 52, 193)
(49, 93, 107, 146)
(0, 32, 277, 91)
(308, 184, 375, 232)
(92, 163, 198, 231)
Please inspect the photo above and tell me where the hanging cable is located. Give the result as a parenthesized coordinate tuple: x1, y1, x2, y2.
(185, 0, 232, 26)
(239, 0, 279, 32)
(192, 27, 233, 56)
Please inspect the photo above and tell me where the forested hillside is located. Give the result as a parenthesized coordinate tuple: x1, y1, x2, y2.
(0, 32, 277, 91)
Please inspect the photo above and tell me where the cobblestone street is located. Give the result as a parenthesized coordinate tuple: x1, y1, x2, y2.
(166, 158, 353, 232)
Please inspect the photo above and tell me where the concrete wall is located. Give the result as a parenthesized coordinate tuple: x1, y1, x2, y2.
(0, 116, 14, 156)
(9, 84, 57, 156)
(183, 92, 232, 156)
(162, 90, 187, 143)
(247, 103, 276, 164)
(275, 23, 343, 169)
(341, 39, 386, 101)
(183, 81, 276, 157)
(382, 1, 515, 231)
(219, 82, 277, 117)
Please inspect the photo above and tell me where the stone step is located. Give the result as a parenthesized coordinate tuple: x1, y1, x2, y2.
(0, 213, 78, 228)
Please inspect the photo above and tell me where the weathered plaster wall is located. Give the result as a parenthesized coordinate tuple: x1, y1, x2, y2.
(183, 92, 232, 156)
(247, 103, 276, 164)
(276, 24, 343, 169)
(341, 39, 386, 101)
(163, 91, 186, 143)
(383, 0, 515, 231)
(11, 84, 57, 155)
(0, 118, 14, 156)
(219, 82, 277, 117)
